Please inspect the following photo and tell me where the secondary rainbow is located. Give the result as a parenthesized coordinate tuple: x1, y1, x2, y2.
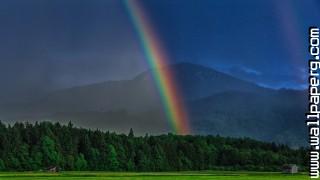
(124, 0, 190, 134)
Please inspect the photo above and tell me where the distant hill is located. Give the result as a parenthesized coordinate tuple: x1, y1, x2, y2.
(189, 90, 307, 147)
(34, 63, 267, 112)
(0, 63, 308, 146)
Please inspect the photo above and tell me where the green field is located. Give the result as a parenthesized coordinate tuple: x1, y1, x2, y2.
(0, 171, 310, 180)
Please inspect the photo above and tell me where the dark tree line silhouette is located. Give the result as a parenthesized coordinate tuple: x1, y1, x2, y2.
(0, 121, 307, 171)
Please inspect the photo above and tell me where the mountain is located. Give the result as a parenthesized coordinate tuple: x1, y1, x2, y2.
(1, 63, 266, 115)
(0, 63, 308, 146)
(136, 63, 268, 99)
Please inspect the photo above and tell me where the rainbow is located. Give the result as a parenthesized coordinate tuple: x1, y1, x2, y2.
(124, 0, 190, 134)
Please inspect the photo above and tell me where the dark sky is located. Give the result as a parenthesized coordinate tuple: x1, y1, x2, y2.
(0, 0, 319, 102)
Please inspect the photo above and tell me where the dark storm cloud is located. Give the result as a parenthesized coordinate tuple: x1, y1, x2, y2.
(0, 0, 147, 102)
(0, 0, 318, 102)
(142, 0, 319, 89)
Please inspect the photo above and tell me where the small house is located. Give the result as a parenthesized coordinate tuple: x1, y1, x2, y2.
(282, 164, 298, 174)
(46, 166, 59, 173)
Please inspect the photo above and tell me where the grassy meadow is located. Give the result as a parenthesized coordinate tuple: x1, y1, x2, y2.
(0, 171, 310, 180)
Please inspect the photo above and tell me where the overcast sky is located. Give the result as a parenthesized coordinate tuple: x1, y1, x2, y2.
(0, 0, 319, 102)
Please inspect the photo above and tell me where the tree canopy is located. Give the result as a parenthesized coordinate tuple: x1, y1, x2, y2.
(0, 121, 307, 171)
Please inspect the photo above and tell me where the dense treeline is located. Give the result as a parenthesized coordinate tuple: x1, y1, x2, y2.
(0, 121, 307, 172)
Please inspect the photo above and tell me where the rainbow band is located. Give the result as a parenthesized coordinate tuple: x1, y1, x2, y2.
(124, 0, 190, 134)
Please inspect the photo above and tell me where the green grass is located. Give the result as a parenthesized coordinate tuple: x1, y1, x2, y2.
(0, 171, 310, 180)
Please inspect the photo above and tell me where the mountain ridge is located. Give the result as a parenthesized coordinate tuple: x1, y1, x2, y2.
(0, 62, 307, 146)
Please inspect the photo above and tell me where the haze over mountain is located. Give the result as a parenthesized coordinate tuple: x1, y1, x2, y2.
(0, 63, 307, 147)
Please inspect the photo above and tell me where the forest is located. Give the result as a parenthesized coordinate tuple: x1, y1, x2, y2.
(0, 121, 308, 172)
